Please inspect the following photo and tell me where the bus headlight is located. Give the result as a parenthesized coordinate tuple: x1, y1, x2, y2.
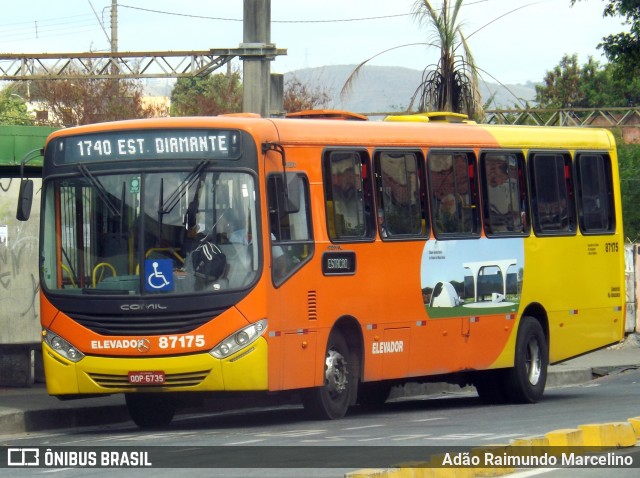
(210, 319, 267, 359)
(42, 329, 85, 363)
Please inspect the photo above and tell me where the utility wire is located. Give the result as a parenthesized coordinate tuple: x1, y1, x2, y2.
(0, 13, 100, 44)
(118, 4, 407, 23)
(0, 0, 515, 45)
(119, 1, 492, 23)
(0, 14, 96, 32)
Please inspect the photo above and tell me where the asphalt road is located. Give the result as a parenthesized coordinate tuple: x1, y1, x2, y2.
(2, 368, 639, 478)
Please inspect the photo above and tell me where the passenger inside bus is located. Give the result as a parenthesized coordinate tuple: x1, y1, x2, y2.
(485, 154, 523, 233)
(330, 154, 365, 237)
(379, 153, 421, 236)
(430, 153, 473, 234)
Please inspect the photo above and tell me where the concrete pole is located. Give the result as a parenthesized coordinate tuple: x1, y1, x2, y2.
(111, 0, 118, 54)
(243, 0, 271, 116)
(110, 0, 119, 116)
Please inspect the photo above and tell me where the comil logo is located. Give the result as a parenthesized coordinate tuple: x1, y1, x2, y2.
(137, 338, 151, 353)
(7, 448, 39, 467)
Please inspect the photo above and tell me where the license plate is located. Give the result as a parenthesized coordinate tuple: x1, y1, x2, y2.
(128, 371, 165, 385)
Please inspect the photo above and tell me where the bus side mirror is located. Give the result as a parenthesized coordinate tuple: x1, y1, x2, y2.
(16, 179, 34, 221)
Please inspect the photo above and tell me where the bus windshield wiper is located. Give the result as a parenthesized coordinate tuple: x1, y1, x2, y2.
(77, 164, 121, 217)
(158, 160, 207, 217)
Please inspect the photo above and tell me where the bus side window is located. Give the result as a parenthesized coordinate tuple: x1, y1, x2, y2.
(529, 152, 577, 235)
(267, 173, 314, 286)
(480, 151, 529, 236)
(428, 150, 480, 238)
(375, 150, 427, 238)
(575, 153, 615, 234)
(324, 150, 374, 241)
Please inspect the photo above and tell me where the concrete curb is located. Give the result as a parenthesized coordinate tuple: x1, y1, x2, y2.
(0, 392, 297, 434)
(0, 404, 130, 435)
(546, 367, 594, 387)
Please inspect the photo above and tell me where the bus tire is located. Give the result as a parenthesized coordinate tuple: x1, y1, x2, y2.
(125, 393, 176, 428)
(504, 316, 548, 404)
(302, 331, 356, 420)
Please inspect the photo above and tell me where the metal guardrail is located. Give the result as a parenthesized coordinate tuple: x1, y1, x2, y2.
(362, 108, 640, 127)
(483, 107, 640, 127)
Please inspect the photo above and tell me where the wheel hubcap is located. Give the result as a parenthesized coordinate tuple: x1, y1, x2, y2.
(525, 338, 542, 385)
(324, 348, 348, 397)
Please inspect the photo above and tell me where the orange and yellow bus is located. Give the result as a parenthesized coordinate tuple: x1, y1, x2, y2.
(17, 111, 625, 427)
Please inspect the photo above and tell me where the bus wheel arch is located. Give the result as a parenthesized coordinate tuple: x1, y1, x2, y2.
(302, 316, 362, 419)
(505, 309, 549, 404)
(475, 305, 549, 405)
(521, 303, 549, 349)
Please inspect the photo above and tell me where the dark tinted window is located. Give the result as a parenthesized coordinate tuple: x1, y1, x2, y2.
(267, 174, 314, 285)
(375, 150, 427, 238)
(529, 153, 576, 235)
(575, 153, 615, 233)
(428, 151, 480, 237)
(324, 150, 374, 241)
(480, 151, 529, 235)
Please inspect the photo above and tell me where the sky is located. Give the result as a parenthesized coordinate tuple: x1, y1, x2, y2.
(0, 0, 626, 85)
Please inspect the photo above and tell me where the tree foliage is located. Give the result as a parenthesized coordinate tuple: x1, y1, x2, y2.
(571, 0, 640, 78)
(535, 54, 640, 108)
(170, 67, 331, 116)
(170, 68, 243, 117)
(283, 76, 331, 113)
(617, 139, 640, 241)
(0, 86, 32, 125)
(535, 54, 581, 108)
(11, 70, 166, 127)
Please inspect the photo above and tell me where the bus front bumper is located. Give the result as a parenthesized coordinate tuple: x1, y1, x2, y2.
(42, 337, 269, 396)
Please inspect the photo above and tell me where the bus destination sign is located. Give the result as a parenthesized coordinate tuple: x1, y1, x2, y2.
(52, 129, 242, 164)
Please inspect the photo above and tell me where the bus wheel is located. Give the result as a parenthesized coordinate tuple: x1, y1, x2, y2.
(505, 316, 548, 404)
(303, 331, 355, 419)
(125, 393, 176, 428)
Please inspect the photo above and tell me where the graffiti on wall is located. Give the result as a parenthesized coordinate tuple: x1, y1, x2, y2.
(0, 177, 42, 343)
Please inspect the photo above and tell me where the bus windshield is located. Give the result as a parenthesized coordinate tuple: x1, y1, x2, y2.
(41, 169, 259, 296)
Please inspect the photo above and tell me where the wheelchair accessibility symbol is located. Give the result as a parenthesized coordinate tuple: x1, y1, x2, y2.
(145, 259, 174, 292)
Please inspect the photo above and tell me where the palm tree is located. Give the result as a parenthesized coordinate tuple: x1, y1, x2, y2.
(410, 0, 481, 117)
(341, 0, 482, 118)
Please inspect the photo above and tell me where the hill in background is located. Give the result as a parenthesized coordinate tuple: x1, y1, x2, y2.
(283, 65, 537, 114)
(144, 64, 537, 114)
